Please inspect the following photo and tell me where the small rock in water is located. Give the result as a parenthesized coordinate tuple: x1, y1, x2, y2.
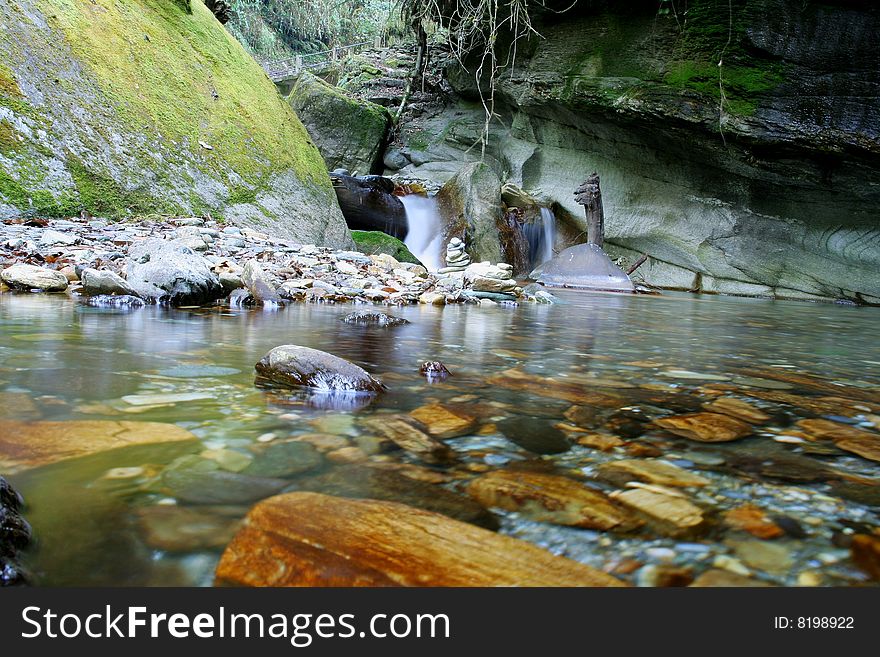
(242, 441, 323, 478)
(497, 416, 571, 454)
(409, 403, 477, 439)
(160, 468, 290, 505)
(597, 459, 710, 488)
(137, 505, 243, 552)
(1, 264, 69, 292)
(419, 361, 451, 381)
(611, 487, 706, 538)
(654, 412, 753, 442)
(850, 534, 880, 580)
(83, 294, 145, 308)
(722, 504, 785, 539)
(340, 311, 409, 327)
(80, 268, 139, 297)
(255, 345, 386, 393)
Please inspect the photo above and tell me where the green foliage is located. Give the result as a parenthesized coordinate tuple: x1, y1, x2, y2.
(227, 184, 258, 205)
(226, 0, 395, 60)
(0, 120, 20, 155)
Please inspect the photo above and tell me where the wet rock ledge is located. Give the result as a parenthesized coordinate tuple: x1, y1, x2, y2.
(0, 476, 31, 586)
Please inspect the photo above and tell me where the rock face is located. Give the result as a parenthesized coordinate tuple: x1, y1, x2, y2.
(288, 71, 391, 175)
(395, 1, 880, 302)
(255, 345, 386, 393)
(531, 243, 634, 292)
(215, 492, 625, 586)
(125, 238, 223, 305)
(0, 420, 199, 473)
(1, 264, 68, 292)
(436, 163, 504, 264)
(0, 0, 351, 248)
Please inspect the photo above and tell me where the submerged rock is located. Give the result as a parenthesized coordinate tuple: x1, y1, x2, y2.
(126, 239, 223, 305)
(255, 345, 386, 393)
(214, 492, 625, 586)
(654, 412, 753, 442)
(137, 506, 243, 553)
(340, 311, 409, 327)
(0, 476, 31, 586)
(361, 416, 456, 464)
(409, 403, 477, 439)
(0, 264, 69, 292)
(497, 416, 571, 454)
(242, 441, 324, 479)
(419, 361, 451, 381)
(530, 243, 633, 292)
(160, 468, 290, 505)
(467, 470, 641, 531)
(611, 487, 706, 538)
(82, 294, 145, 308)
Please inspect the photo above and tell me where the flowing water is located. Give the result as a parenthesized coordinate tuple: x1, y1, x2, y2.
(522, 208, 558, 269)
(401, 195, 445, 271)
(1, 291, 879, 586)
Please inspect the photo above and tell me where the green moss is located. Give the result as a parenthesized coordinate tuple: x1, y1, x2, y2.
(351, 230, 422, 265)
(67, 157, 179, 218)
(0, 169, 77, 217)
(227, 185, 258, 205)
(665, 60, 784, 116)
(41, 0, 331, 188)
(0, 62, 32, 116)
(0, 120, 20, 155)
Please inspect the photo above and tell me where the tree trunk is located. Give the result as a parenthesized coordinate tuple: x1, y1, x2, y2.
(574, 173, 604, 248)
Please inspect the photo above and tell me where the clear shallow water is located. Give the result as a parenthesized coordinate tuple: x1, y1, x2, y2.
(1, 290, 879, 586)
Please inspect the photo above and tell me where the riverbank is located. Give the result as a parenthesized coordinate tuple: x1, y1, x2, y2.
(0, 216, 558, 308)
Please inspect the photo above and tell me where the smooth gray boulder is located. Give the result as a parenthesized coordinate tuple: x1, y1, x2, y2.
(531, 243, 634, 292)
(0, 264, 68, 292)
(255, 345, 386, 394)
(80, 268, 139, 297)
(125, 239, 223, 305)
(241, 260, 282, 303)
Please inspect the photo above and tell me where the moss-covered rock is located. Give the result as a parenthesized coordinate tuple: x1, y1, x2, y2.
(287, 71, 391, 175)
(351, 230, 422, 266)
(0, 0, 352, 248)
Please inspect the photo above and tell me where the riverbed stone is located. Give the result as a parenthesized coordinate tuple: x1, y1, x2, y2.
(597, 459, 710, 488)
(137, 505, 243, 552)
(409, 403, 477, 439)
(1, 264, 69, 292)
(340, 311, 409, 327)
(467, 470, 640, 531)
(361, 416, 455, 464)
(497, 416, 570, 454)
(611, 488, 706, 537)
(242, 441, 324, 478)
(255, 345, 386, 393)
(723, 504, 785, 539)
(703, 397, 771, 424)
(0, 420, 199, 473)
(241, 259, 282, 303)
(214, 492, 625, 586)
(80, 268, 139, 297)
(654, 412, 753, 442)
(126, 239, 223, 305)
(160, 468, 290, 505)
(850, 534, 880, 580)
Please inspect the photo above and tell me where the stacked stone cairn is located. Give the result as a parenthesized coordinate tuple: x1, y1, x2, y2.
(464, 261, 521, 300)
(438, 238, 471, 273)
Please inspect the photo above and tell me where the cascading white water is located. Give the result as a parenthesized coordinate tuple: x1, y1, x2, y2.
(539, 207, 557, 265)
(400, 194, 445, 271)
(522, 207, 558, 268)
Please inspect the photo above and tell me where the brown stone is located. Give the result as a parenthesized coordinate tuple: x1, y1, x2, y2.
(466, 470, 641, 531)
(0, 392, 42, 420)
(796, 419, 880, 462)
(487, 369, 624, 406)
(610, 488, 705, 537)
(575, 433, 625, 451)
(690, 569, 773, 587)
(654, 412, 752, 442)
(703, 397, 770, 424)
(597, 459, 710, 488)
(409, 403, 477, 439)
(0, 420, 199, 473)
(361, 417, 455, 464)
(723, 504, 785, 539)
(850, 534, 880, 580)
(215, 493, 625, 587)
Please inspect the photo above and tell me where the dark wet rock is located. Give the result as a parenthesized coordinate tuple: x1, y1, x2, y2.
(420, 361, 451, 381)
(291, 464, 498, 530)
(228, 288, 257, 307)
(497, 416, 571, 454)
(716, 441, 839, 483)
(80, 268, 139, 297)
(82, 294, 145, 308)
(361, 416, 456, 464)
(530, 243, 634, 292)
(331, 173, 408, 238)
(160, 468, 290, 505)
(242, 441, 324, 479)
(126, 238, 223, 305)
(771, 515, 808, 539)
(0, 476, 31, 587)
(340, 311, 409, 327)
(829, 481, 880, 508)
(255, 345, 386, 394)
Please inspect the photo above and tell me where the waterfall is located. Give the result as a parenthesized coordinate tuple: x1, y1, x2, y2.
(523, 207, 557, 268)
(401, 195, 445, 271)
